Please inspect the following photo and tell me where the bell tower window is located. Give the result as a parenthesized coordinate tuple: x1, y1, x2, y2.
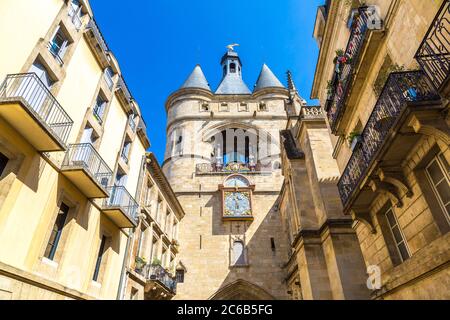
(230, 63, 236, 73)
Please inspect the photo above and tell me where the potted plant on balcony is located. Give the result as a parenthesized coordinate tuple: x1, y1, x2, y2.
(333, 49, 353, 74)
(326, 80, 335, 100)
(348, 130, 362, 151)
(151, 258, 162, 266)
(135, 256, 147, 272)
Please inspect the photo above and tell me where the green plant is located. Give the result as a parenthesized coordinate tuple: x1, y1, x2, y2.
(135, 256, 147, 269)
(326, 80, 335, 97)
(151, 258, 162, 266)
(347, 130, 361, 144)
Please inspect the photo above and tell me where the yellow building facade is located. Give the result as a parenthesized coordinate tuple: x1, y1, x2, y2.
(310, 0, 449, 299)
(0, 0, 152, 300)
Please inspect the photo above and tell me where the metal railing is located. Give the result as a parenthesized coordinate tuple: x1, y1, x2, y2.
(62, 143, 113, 188)
(415, 0, 450, 92)
(0, 73, 73, 145)
(68, 6, 82, 30)
(103, 186, 139, 225)
(138, 264, 177, 294)
(116, 76, 132, 103)
(86, 19, 109, 53)
(337, 71, 440, 206)
(325, 6, 377, 132)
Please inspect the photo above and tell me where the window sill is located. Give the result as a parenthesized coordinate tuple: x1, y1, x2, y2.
(41, 257, 58, 269)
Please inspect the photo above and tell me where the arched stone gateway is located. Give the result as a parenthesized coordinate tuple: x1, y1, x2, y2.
(209, 280, 276, 300)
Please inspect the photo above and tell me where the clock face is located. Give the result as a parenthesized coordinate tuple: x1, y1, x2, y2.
(224, 191, 251, 216)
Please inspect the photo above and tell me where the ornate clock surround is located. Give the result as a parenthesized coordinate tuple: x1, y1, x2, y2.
(219, 174, 255, 221)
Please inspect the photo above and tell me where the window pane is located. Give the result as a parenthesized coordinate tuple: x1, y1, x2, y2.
(93, 235, 107, 281)
(0, 152, 8, 175)
(44, 203, 70, 260)
(436, 181, 450, 206)
(397, 242, 410, 261)
(438, 154, 450, 175)
(385, 209, 396, 227)
(427, 160, 444, 184)
(391, 225, 403, 244)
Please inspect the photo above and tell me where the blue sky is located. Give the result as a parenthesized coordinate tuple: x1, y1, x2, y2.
(90, 0, 324, 163)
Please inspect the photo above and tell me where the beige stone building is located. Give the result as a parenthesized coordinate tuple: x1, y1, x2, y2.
(162, 50, 291, 299)
(310, 0, 450, 299)
(123, 152, 185, 300)
(0, 0, 151, 299)
(279, 81, 369, 299)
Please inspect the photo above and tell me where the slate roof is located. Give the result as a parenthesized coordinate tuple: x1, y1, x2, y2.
(180, 65, 211, 91)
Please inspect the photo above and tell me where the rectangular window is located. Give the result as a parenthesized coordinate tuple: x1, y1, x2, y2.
(176, 270, 185, 283)
(68, 0, 83, 30)
(426, 153, 450, 222)
(385, 207, 410, 262)
(121, 140, 131, 164)
(0, 152, 8, 176)
(44, 203, 70, 260)
(219, 103, 229, 112)
(104, 67, 115, 90)
(172, 220, 178, 240)
(93, 235, 107, 282)
(93, 95, 107, 124)
(150, 237, 158, 264)
(48, 26, 69, 64)
(164, 211, 171, 233)
(239, 103, 248, 112)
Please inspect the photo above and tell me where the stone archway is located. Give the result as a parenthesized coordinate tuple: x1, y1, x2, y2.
(209, 280, 276, 300)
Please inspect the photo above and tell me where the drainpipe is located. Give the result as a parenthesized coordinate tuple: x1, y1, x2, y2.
(116, 154, 147, 300)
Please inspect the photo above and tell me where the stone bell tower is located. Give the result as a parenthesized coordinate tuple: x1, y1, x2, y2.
(162, 47, 292, 300)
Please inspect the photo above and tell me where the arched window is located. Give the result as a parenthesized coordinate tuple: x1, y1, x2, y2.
(230, 63, 236, 73)
(232, 241, 246, 265)
(217, 129, 257, 166)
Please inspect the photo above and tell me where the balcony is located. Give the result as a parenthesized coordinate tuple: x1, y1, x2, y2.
(325, 6, 383, 134)
(61, 143, 113, 198)
(338, 71, 441, 210)
(0, 73, 73, 151)
(115, 76, 132, 110)
(102, 186, 139, 228)
(128, 114, 137, 133)
(415, 0, 450, 98)
(195, 161, 272, 175)
(84, 19, 109, 68)
(137, 264, 177, 300)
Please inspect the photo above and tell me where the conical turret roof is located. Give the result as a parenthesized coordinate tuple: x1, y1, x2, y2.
(180, 65, 211, 91)
(254, 64, 284, 92)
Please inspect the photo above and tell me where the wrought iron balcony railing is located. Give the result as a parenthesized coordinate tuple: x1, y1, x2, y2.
(0, 73, 73, 145)
(137, 264, 177, 294)
(415, 0, 450, 93)
(337, 71, 440, 207)
(62, 143, 113, 188)
(103, 186, 139, 225)
(325, 6, 379, 133)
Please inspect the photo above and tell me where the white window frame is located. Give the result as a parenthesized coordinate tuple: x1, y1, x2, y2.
(384, 207, 410, 262)
(425, 153, 450, 224)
